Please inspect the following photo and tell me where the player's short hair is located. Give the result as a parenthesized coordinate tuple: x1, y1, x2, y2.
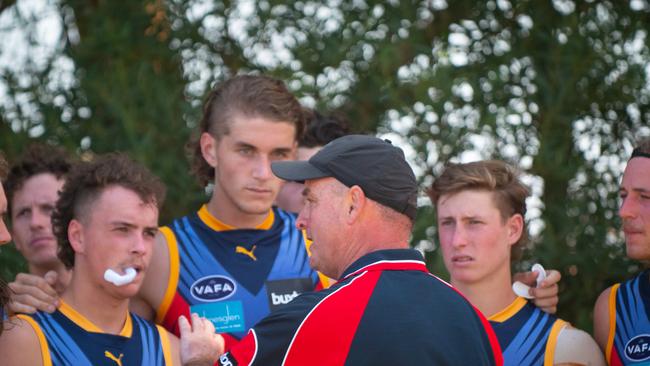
(299, 110, 350, 148)
(428, 160, 530, 260)
(5, 143, 73, 205)
(189, 75, 305, 186)
(53, 153, 166, 269)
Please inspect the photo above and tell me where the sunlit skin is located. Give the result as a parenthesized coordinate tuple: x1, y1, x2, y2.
(276, 146, 322, 213)
(10, 173, 65, 272)
(296, 178, 347, 279)
(0, 183, 11, 245)
(437, 190, 523, 316)
(619, 157, 650, 261)
(65, 185, 159, 318)
(201, 115, 297, 227)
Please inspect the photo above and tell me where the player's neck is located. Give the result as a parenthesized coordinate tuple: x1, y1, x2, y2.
(206, 195, 271, 229)
(62, 271, 130, 335)
(29, 262, 71, 295)
(452, 268, 516, 318)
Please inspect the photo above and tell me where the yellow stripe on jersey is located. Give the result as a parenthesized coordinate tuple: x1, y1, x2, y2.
(58, 300, 132, 336)
(488, 296, 528, 322)
(58, 300, 101, 333)
(198, 204, 275, 231)
(156, 226, 180, 325)
(17, 314, 53, 366)
(543, 319, 567, 366)
(157, 325, 173, 365)
(606, 283, 620, 363)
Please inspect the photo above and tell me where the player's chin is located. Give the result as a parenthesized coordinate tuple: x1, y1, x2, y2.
(626, 245, 650, 261)
(243, 200, 275, 215)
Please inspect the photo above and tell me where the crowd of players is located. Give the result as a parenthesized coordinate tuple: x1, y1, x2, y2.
(0, 74, 647, 365)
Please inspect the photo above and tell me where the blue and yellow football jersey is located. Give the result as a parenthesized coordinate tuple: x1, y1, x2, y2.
(489, 297, 567, 366)
(156, 205, 325, 350)
(606, 270, 650, 365)
(19, 300, 172, 366)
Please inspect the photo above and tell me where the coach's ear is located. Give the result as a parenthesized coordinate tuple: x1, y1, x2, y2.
(68, 219, 85, 254)
(200, 132, 218, 168)
(344, 185, 366, 225)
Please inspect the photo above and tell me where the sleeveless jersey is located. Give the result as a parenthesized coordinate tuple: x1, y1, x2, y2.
(156, 205, 324, 349)
(19, 300, 172, 366)
(489, 297, 567, 366)
(606, 270, 650, 365)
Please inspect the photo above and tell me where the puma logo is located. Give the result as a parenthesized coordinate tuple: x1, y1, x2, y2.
(236, 245, 257, 261)
(104, 351, 124, 366)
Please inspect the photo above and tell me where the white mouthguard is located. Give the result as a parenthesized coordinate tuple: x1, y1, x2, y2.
(512, 263, 547, 299)
(104, 267, 137, 286)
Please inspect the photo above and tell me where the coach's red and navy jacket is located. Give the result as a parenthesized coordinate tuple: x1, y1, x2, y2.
(218, 249, 503, 366)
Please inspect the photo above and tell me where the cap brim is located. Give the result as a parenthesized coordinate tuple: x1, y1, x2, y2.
(271, 160, 330, 183)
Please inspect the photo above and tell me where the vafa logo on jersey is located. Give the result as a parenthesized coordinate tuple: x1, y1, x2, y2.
(625, 334, 650, 362)
(191, 275, 236, 302)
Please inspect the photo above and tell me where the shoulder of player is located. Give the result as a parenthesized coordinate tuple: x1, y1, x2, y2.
(554, 326, 606, 365)
(0, 315, 44, 366)
(593, 283, 618, 352)
(594, 284, 615, 317)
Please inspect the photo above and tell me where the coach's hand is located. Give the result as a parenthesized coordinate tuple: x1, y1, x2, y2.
(179, 313, 224, 366)
(513, 269, 561, 314)
(8, 271, 59, 315)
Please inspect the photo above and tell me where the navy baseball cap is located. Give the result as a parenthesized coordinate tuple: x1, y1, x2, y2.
(271, 135, 418, 220)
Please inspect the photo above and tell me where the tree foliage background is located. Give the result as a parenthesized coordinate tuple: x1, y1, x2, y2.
(1, 0, 649, 331)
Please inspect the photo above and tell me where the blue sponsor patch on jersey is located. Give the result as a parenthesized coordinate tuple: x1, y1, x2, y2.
(625, 334, 650, 362)
(190, 275, 236, 302)
(191, 301, 245, 333)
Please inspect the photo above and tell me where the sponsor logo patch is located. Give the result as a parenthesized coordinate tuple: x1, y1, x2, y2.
(265, 278, 313, 312)
(191, 301, 245, 333)
(190, 275, 236, 302)
(625, 334, 650, 362)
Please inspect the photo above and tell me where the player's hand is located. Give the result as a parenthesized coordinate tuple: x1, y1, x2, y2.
(513, 269, 561, 314)
(7, 271, 60, 315)
(179, 313, 224, 366)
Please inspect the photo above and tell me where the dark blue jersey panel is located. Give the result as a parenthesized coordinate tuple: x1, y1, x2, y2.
(30, 309, 166, 365)
(345, 268, 498, 365)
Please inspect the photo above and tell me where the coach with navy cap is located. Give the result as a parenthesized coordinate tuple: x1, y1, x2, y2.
(217, 135, 503, 366)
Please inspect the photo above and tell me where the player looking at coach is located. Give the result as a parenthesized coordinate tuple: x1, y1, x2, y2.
(429, 160, 605, 365)
(0, 153, 222, 365)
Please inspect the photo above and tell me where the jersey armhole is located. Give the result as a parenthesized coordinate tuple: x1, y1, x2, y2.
(156, 325, 173, 365)
(16, 314, 52, 366)
(155, 226, 181, 324)
(543, 318, 568, 366)
(605, 283, 620, 363)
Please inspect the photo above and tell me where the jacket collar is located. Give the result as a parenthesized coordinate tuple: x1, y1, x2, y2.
(340, 249, 428, 281)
